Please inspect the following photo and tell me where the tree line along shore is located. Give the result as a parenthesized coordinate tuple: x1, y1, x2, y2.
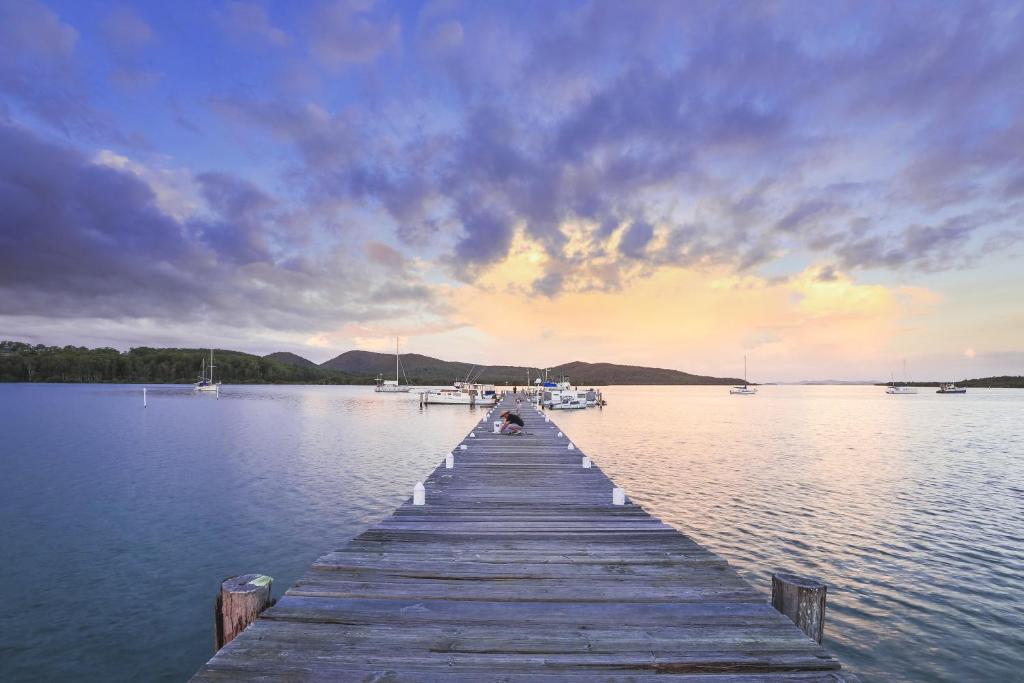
(1, 341, 1019, 388)
(0, 342, 741, 386)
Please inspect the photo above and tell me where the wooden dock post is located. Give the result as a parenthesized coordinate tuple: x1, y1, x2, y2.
(214, 574, 272, 651)
(771, 572, 827, 643)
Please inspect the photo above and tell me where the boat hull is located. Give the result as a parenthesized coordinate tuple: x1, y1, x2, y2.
(375, 386, 412, 393)
(422, 392, 497, 405)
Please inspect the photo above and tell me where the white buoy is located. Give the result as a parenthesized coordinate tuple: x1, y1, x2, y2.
(612, 487, 625, 505)
(143, 387, 147, 408)
(567, 443, 575, 450)
(460, 444, 467, 450)
(557, 431, 563, 438)
(445, 453, 454, 469)
(582, 456, 591, 468)
(413, 482, 425, 505)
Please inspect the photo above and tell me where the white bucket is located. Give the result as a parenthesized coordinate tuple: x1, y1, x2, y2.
(493, 421, 502, 433)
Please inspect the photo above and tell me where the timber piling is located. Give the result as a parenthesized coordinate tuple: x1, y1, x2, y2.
(194, 394, 858, 681)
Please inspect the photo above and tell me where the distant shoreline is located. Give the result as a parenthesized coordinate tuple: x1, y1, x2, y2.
(4, 381, 1024, 389)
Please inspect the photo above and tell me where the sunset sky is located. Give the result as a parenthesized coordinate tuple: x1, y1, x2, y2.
(1, 0, 1022, 381)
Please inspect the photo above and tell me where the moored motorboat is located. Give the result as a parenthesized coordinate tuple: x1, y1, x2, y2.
(541, 379, 588, 409)
(936, 382, 966, 394)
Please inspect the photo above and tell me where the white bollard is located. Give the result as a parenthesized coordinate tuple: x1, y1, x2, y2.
(143, 387, 147, 408)
(582, 456, 591, 468)
(557, 431, 563, 438)
(413, 482, 425, 505)
(445, 453, 454, 469)
(470, 432, 476, 438)
(612, 487, 625, 505)
(544, 417, 550, 423)
(567, 443, 575, 450)
(460, 444, 467, 450)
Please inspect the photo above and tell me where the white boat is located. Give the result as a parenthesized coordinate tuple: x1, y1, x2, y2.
(420, 365, 497, 406)
(194, 349, 221, 393)
(936, 382, 966, 394)
(730, 356, 757, 395)
(885, 361, 918, 395)
(374, 338, 412, 393)
(541, 379, 588, 409)
(421, 382, 497, 405)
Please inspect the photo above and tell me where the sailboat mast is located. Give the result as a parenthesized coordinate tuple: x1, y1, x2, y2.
(395, 337, 399, 383)
(744, 355, 747, 385)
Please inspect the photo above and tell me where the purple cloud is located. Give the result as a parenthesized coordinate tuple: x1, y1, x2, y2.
(618, 221, 654, 259)
(0, 122, 441, 333)
(222, 1, 290, 47)
(310, 0, 400, 67)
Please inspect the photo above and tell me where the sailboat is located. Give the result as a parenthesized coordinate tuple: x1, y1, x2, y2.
(194, 349, 221, 393)
(885, 360, 917, 394)
(730, 356, 758, 395)
(374, 338, 412, 393)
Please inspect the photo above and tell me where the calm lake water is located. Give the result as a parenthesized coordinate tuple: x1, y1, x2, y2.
(1, 384, 1021, 682)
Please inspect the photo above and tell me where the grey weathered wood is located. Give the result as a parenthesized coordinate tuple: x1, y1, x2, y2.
(193, 394, 857, 680)
(214, 574, 273, 651)
(772, 572, 828, 643)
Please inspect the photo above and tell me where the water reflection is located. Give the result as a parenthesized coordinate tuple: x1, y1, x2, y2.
(1, 384, 1021, 682)
(552, 386, 1024, 682)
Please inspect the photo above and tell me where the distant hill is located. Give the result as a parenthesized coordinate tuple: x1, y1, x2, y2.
(320, 350, 742, 385)
(0, 341, 365, 385)
(958, 375, 1024, 388)
(264, 351, 317, 368)
(1, 340, 745, 386)
(551, 361, 740, 385)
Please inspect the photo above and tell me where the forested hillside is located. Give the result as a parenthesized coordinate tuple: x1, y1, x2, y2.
(0, 342, 364, 384)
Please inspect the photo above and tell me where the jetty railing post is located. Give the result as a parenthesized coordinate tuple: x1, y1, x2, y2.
(215, 574, 273, 651)
(612, 487, 625, 505)
(771, 572, 827, 643)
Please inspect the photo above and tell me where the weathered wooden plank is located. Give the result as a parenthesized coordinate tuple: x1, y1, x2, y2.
(191, 394, 858, 681)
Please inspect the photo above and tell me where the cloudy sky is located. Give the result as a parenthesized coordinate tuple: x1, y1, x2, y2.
(1, 0, 1022, 381)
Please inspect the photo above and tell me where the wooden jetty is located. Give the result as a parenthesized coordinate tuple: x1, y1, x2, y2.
(193, 396, 858, 681)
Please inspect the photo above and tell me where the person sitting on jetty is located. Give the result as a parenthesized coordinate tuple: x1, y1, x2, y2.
(500, 410, 524, 435)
